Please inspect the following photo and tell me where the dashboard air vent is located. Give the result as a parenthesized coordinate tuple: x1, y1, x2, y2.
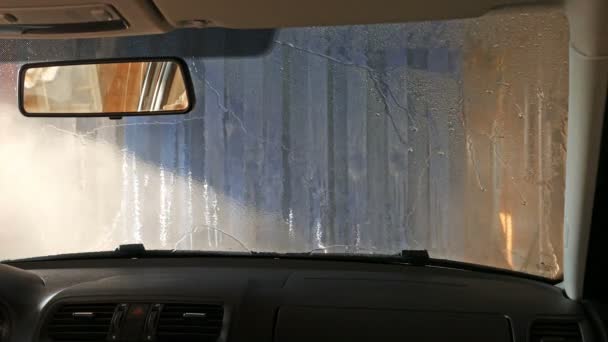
(530, 319, 582, 342)
(45, 303, 117, 341)
(157, 303, 224, 342)
(0, 306, 8, 342)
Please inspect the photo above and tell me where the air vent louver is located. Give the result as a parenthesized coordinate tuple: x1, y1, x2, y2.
(0, 306, 8, 342)
(530, 319, 582, 342)
(46, 303, 117, 341)
(157, 303, 224, 342)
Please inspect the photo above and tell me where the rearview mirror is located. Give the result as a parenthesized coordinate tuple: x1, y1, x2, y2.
(19, 58, 193, 118)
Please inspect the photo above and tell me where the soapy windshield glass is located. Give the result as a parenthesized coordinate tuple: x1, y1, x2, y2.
(0, 9, 568, 279)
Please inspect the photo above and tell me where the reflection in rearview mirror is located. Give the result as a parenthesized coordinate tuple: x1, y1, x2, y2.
(20, 59, 192, 116)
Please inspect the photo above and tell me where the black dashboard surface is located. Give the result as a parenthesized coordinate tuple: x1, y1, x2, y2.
(0, 257, 595, 341)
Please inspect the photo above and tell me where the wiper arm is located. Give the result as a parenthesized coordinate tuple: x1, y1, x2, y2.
(398, 249, 430, 266)
(114, 243, 147, 257)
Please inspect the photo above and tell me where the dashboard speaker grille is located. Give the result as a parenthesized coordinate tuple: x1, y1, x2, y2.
(45, 303, 117, 341)
(530, 319, 582, 342)
(157, 303, 224, 342)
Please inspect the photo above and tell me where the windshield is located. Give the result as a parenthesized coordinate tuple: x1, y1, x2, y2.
(0, 8, 568, 279)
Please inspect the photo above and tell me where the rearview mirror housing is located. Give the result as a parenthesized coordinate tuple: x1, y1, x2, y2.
(19, 58, 194, 118)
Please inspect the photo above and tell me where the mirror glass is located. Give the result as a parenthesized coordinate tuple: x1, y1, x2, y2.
(21, 60, 191, 116)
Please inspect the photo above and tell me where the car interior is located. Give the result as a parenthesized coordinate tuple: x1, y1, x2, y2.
(0, 0, 607, 341)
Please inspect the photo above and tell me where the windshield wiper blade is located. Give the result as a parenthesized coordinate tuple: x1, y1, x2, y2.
(114, 243, 250, 258)
(307, 244, 379, 255)
(303, 247, 429, 264)
(1, 244, 253, 263)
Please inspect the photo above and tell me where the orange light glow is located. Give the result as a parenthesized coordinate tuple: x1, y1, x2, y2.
(498, 212, 513, 268)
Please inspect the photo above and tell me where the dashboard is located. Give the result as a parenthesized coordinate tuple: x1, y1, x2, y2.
(0, 257, 600, 342)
